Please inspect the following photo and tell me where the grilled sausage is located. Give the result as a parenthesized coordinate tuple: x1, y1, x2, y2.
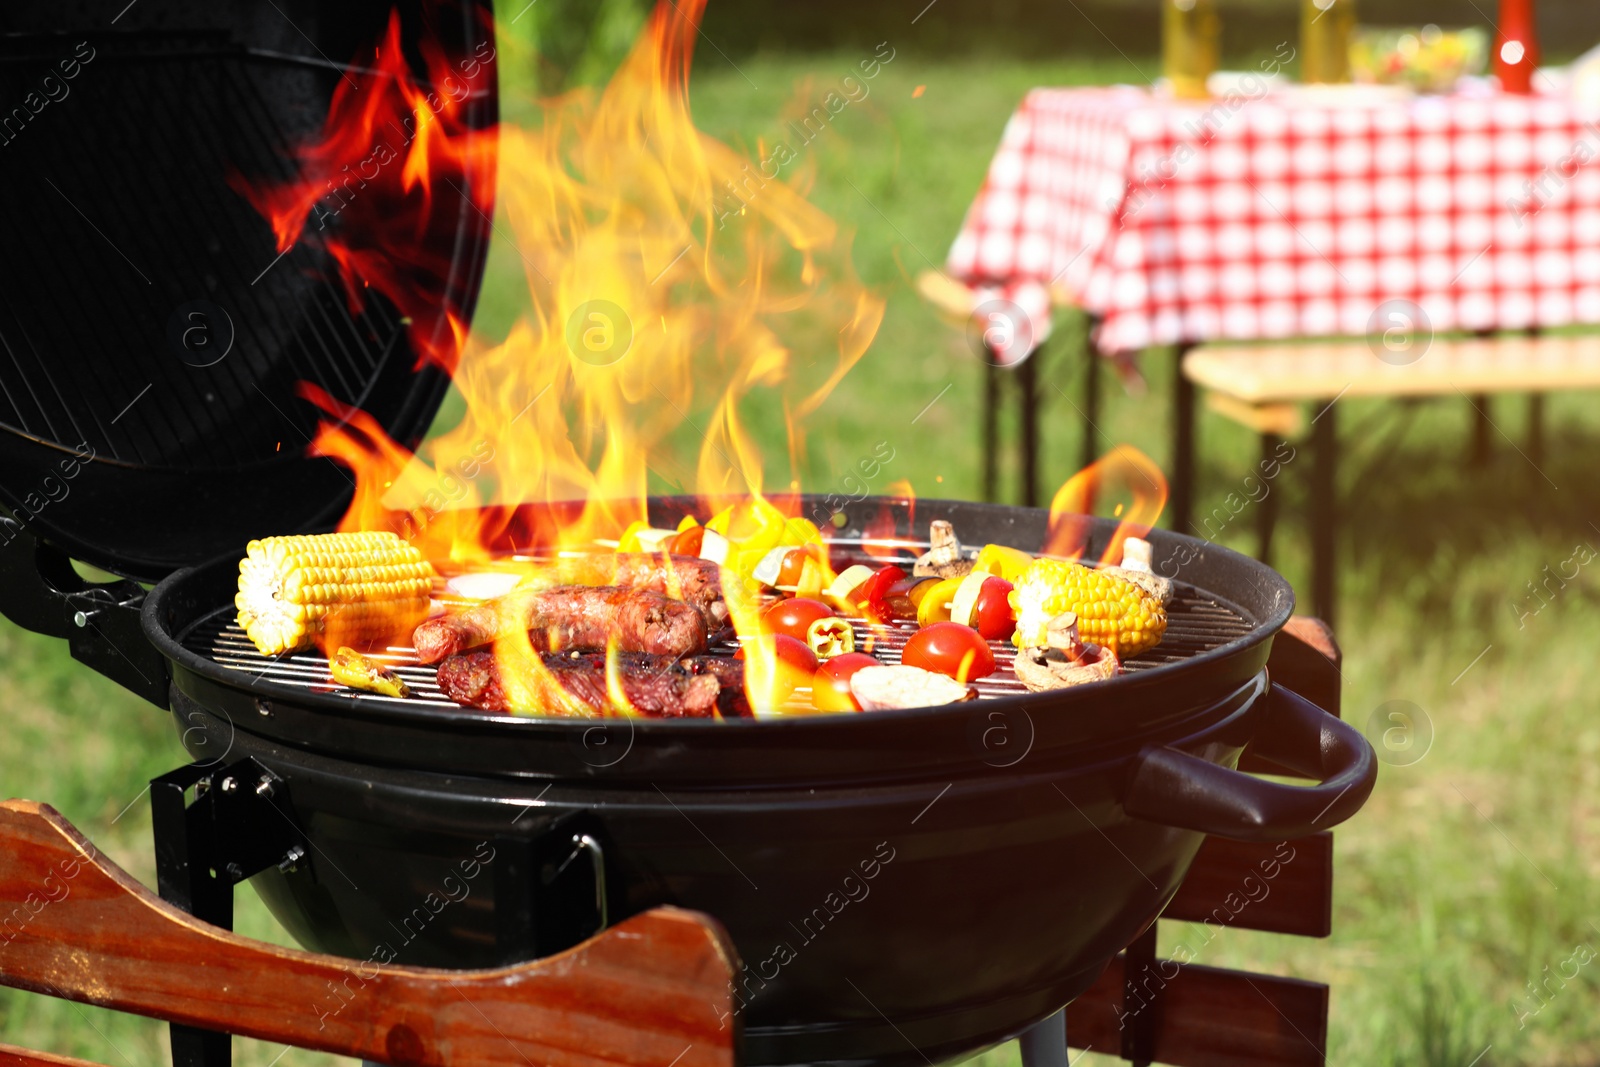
(413, 585, 707, 664)
(436, 649, 727, 718)
(525, 553, 729, 632)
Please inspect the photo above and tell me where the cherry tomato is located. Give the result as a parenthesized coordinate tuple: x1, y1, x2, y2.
(670, 525, 704, 556)
(902, 622, 996, 682)
(859, 564, 906, 623)
(742, 633, 818, 708)
(971, 576, 1016, 641)
(776, 545, 822, 587)
(762, 597, 835, 641)
(812, 652, 879, 712)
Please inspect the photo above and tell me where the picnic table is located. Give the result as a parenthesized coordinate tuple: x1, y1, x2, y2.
(946, 81, 1600, 622)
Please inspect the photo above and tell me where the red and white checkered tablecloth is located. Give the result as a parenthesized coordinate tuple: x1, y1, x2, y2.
(947, 85, 1600, 364)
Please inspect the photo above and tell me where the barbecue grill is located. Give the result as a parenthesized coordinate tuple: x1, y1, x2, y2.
(0, 5, 1375, 1067)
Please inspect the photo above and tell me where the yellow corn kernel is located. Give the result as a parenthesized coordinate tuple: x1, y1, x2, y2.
(1009, 558, 1167, 658)
(236, 532, 433, 656)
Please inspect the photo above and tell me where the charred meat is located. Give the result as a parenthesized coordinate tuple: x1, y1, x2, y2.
(436, 648, 749, 718)
(413, 585, 708, 664)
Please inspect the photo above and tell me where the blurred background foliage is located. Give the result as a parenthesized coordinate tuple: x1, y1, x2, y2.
(515, 0, 1600, 92)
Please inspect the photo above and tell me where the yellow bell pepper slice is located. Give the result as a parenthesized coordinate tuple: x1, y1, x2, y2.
(972, 544, 1035, 583)
(915, 576, 966, 627)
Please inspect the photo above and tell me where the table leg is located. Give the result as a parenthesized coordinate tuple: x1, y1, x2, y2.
(1257, 433, 1281, 565)
(1018, 1008, 1068, 1067)
(1081, 321, 1101, 473)
(1528, 393, 1545, 468)
(1020, 347, 1041, 508)
(1170, 346, 1197, 536)
(982, 356, 1001, 503)
(1311, 403, 1338, 630)
(1470, 393, 1491, 467)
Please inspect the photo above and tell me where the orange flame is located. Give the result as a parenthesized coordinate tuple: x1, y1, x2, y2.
(242, 0, 880, 575)
(233, 0, 885, 706)
(1042, 445, 1168, 565)
(229, 9, 496, 372)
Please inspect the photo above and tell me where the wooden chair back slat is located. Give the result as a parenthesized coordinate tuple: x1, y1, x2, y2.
(1066, 954, 1328, 1067)
(1162, 833, 1333, 938)
(0, 1046, 103, 1067)
(0, 800, 736, 1067)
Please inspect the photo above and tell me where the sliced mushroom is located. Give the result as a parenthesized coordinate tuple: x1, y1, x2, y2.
(913, 520, 975, 579)
(1011, 611, 1120, 691)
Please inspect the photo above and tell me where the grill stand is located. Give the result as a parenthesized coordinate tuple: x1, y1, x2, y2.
(150, 759, 307, 1067)
(1018, 1009, 1069, 1067)
(147, 760, 613, 1067)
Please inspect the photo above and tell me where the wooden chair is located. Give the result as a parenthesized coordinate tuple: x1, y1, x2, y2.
(0, 802, 737, 1067)
(1055, 615, 1345, 1067)
(0, 617, 1346, 1067)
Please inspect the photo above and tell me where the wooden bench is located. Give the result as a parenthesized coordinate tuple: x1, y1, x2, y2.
(0, 618, 1347, 1067)
(1177, 333, 1600, 626)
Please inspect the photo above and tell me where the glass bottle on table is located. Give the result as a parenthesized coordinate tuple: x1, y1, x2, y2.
(1494, 0, 1539, 94)
(1301, 0, 1355, 83)
(1162, 0, 1220, 100)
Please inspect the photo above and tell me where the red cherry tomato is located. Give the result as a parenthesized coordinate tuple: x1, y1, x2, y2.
(812, 652, 879, 712)
(670, 525, 704, 556)
(743, 633, 818, 708)
(971, 576, 1016, 641)
(761, 597, 835, 641)
(859, 564, 906, 622)
(776, 545, 821, 587)
(902, 622, 996, 682)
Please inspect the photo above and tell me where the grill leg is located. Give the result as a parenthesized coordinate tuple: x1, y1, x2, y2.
(1020, 347, 1041, 508)
(1018, 1008, 1067, 1067)
(1311, 402, 1338, 629)
(1170, 346, 1197, 535)
(982, 356, 1001, 503)
(1257, 433, 1281, 564)
(153, 768, 234, 1067)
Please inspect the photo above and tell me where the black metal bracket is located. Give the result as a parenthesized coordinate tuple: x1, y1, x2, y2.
(0, 512, 169, 707)
(493, 810, 613, 965)
(151, 757, 309, 1067)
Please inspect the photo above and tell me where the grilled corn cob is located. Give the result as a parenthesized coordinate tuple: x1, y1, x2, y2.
(236, 532, 434, 656)
(1009, 559, 1167, 658)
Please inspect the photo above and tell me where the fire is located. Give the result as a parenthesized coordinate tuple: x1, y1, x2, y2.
(235, 0, 884, 688)
(234, 0, 1174, 712)
(240, 0, 879, 580)
(229, 9, 495, 372)
(1042, 446, 1168, 566)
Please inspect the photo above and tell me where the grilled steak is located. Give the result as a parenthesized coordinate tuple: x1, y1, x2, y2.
(413, 585, 708, 664)
(436, 649, 744, 718)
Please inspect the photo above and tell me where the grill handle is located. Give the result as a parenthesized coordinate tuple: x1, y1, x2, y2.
(1122, 681, 1376, 842)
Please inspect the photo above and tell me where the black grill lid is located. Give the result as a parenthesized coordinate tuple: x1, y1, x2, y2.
(0, 1, 495, 581)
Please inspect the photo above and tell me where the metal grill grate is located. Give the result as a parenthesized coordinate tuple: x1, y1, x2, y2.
(179, 556, 1258, 715)
(0, 37, 405, 467)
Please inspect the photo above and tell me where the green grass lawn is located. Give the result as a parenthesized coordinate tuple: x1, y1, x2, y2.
(4, 43, 1600, 1067)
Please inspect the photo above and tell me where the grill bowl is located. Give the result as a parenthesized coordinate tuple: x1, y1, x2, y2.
(142, 497, 1338, 1067)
